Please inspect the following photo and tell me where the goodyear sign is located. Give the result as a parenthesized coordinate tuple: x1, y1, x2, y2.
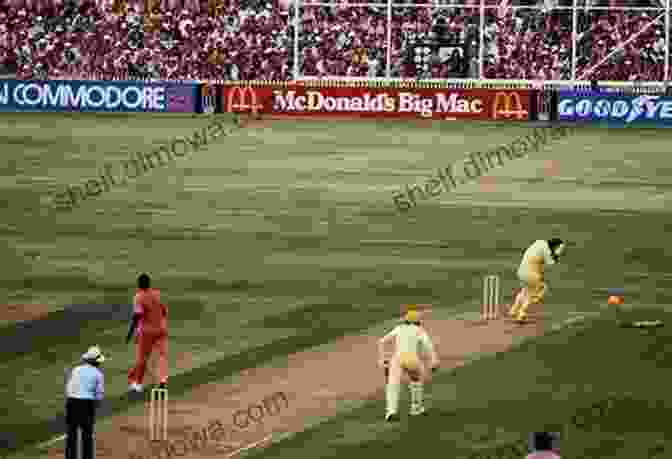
(558, 91, 672, 126)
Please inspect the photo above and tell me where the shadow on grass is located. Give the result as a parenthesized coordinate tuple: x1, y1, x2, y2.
(0, 298, 206, 363)
(1, 294, 437, 455)
(245, 307, 672, 459)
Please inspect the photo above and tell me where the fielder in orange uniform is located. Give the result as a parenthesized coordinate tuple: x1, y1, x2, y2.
(126, 273, 168, 392)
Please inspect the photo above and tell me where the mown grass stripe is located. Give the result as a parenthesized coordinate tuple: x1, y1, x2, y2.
(1, 293, 469, 455)
(244, 308, 672, 459)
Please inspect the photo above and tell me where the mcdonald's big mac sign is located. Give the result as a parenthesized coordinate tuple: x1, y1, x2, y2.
(222, 85, 531, 121)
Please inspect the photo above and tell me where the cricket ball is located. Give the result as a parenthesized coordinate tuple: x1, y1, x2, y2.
(608, 295, 624, 305)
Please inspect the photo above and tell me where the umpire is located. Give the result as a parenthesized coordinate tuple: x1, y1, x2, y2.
(65, 346, 106, 459)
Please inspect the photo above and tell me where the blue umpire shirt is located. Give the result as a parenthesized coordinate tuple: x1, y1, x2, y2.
(66, 363, 105, 400)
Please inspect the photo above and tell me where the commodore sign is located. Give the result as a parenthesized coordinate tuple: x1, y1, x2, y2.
(0, 79, 198, 113)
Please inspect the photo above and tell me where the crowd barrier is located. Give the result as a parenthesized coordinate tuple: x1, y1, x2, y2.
(4, 77, 672, 126)
(217, 82, 536, 121)
(0, 79, 201, 113)
(557, 90, 672, 126)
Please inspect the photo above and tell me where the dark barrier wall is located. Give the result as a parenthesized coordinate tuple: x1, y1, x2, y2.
(199, 82, 219, 114)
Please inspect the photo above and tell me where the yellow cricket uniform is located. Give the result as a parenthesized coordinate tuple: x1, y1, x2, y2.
(510, 239, 557, 320)
(381, 322, 436, 376)
(379, 321, 438, 418)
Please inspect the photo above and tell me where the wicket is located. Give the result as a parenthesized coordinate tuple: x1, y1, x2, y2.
(482, 275, 500, 320)
(149, 388, 168, 441)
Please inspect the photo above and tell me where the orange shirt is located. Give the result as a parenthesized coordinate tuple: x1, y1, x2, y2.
(133, 288, 167, 335)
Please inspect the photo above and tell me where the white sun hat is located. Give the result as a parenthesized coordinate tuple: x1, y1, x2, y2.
(82, 345, 105, 363)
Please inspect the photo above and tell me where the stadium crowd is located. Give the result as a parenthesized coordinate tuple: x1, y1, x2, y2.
(0, 0, 667, 80)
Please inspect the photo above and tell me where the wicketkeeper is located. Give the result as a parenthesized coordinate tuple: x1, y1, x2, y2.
(378, 307, 439, 421)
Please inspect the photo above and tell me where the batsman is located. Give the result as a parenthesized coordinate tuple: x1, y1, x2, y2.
(509, 238, 566, 323)
(126, 273, 168, 392)
(378, 307, 439, 421)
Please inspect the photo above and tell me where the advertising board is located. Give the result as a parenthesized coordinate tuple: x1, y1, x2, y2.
(558, 91, 672, 126)
(0, 79, 198, 113)
(222, 85, 531, 121)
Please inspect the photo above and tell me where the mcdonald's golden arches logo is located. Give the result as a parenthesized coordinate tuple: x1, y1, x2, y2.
(227, 86, 263, 114)
(492, 92, 528, 120)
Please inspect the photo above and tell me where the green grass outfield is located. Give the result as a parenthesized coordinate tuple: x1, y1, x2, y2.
(1, 113, 671, 456)
(247, 307, 672, 459)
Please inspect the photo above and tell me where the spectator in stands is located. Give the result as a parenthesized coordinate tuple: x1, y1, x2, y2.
(0, 0, 666, 80)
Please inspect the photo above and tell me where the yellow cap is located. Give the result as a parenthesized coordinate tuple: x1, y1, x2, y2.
(405, 310, 419, 323)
